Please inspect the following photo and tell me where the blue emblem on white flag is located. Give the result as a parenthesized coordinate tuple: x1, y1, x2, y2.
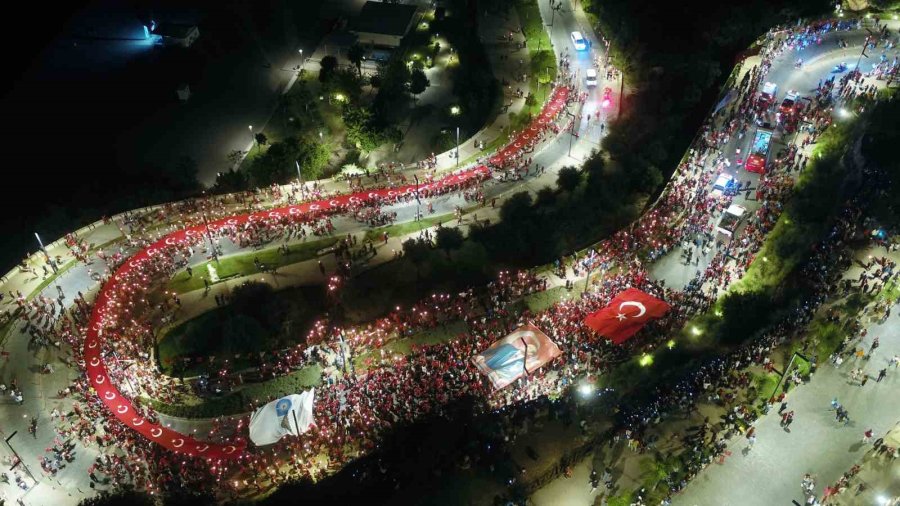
(275, 398, 292, 417)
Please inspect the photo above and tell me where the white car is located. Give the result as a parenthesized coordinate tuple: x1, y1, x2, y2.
(585, 68, 598, 87)
(710, 173, 735, 198)
(571, 31, 587, 51)
(716, 204, 746, 236)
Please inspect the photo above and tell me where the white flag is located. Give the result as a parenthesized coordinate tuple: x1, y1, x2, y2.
(248, 388, 316, 446)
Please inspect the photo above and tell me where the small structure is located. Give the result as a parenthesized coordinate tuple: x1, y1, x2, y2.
(350, 1, 418, 48)
(176, 83, 191, 102)
(153, 23, 200, 48)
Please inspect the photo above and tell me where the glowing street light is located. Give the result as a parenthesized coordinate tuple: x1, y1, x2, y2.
(691, 326, 702, 336)
(666, 339, 676, 349)
(334, 93, 346, 102)
(639, 354, 654, 367)
(450, 105, 461, 115)
(578, 382, 594, 397)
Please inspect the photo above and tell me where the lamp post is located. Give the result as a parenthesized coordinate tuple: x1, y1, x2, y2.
(295, 160, 303, 184)
(455, 127, 460, 167)
(450, 106, 461, 167)
(855, 35, 869, 72)
(34, 232, 57, 273)
(5, 431, 38, 484)
(249, 125, 253, 144)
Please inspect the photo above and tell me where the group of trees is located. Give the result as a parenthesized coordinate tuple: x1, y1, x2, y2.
(161, 282, 324, 375)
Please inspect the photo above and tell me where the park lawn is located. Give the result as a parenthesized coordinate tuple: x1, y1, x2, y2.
(522, 286, 572, 313)
(514, 0, 558, 113)
(363, 213, 455, 242)
(353, 320, 468, 372)
(148, 363, 323, 419)
(157, 284, 325, 376)
(166, 236, 340, 294)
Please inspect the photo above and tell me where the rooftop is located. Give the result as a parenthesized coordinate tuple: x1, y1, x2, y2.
(350, 1, 418, 37)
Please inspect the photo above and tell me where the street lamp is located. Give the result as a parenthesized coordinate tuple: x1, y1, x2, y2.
(34, 232, 58, 273)
(455, 126, 460, 167)
(450, 105, 460, 116)
(249, 125, 253, 143)
(318, 131, 323, 141)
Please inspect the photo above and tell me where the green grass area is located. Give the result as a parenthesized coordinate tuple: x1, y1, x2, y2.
(0, 314, 18, 348)
(166, 236, 340, 294)
(157, 284, 325, 376)
(511, 0, 559, 130)
(521, 286, 572, 313)
(149, 363, 323, 419)
(353, 321, 468, 372)
(751, 371, 780, 404)
(152, 318, 466, 419)
(362, 213, 455, 242)
(875, 278, 900, 304)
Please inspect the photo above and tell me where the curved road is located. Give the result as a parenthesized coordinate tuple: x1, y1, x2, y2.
(0, 4, 896, 505)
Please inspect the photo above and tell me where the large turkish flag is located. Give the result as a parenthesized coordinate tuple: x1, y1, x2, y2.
(585, 288, 671, 344)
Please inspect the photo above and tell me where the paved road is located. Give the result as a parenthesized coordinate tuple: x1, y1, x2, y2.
(0, 1, 609, 503)
(0, 7, 894, 506)
(674, 247, 900, 506)
(651, 24, 889, 290)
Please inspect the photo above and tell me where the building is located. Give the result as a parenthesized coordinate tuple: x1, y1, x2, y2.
(350, 1, 419, 48)
(153, 23, 200, 48)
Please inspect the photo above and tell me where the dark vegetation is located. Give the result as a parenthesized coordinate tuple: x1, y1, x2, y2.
(157, 282, 324, 376)
(0, 0, 330, 272)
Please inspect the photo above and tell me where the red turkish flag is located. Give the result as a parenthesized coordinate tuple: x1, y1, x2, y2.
(584, 288, 671, 344)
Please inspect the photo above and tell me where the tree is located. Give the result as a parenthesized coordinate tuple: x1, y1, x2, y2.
(435, 227, 464, 258)
(402, 238, 431, 279)
(347, 43, 365, 77)
(254, 132, 268, 153)
(160, 155, 201, 195)
(319, 55, 338, 83)
(409, 68, 430, 105)
(296, 137, 331, 180)
(556, 166, 581, 193)
(213, 168, 249, 194)
(227, 149, 247, 167)
(499, 191, 534, 223)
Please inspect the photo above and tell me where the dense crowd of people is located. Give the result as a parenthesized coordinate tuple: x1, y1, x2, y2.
(0, 15, 896, 505)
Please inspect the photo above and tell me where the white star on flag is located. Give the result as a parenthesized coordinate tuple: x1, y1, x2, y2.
(616, 313, 627, 321)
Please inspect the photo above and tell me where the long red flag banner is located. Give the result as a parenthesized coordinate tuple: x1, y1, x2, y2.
(584, 288, 671, 344)
(84, 86, 572, 460)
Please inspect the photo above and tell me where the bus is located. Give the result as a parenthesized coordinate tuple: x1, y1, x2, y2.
(746, 127, 773, 174)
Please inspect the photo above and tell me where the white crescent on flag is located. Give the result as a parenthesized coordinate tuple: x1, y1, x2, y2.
(616, 301, 647, 320)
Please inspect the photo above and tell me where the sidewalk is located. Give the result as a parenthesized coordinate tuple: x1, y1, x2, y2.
(830, 420, 900, 505)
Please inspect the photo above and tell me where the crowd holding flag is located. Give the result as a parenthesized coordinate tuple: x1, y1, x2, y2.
(472, 324, 562, 390)
(584, 288, 671, 344)
(249, 388, 316, 446)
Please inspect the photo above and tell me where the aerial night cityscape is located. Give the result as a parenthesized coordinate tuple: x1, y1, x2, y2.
(1, 0, 899, 504)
